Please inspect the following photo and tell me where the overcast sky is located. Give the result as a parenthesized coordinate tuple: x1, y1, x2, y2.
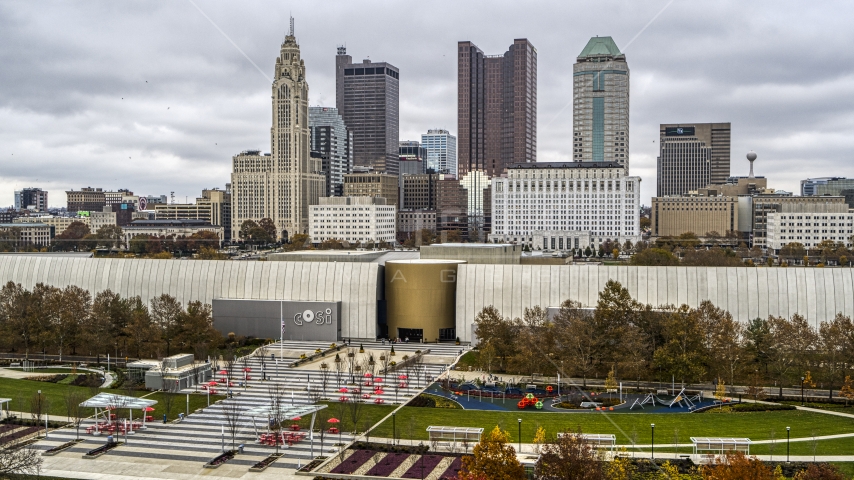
(2, 0, 853, 208)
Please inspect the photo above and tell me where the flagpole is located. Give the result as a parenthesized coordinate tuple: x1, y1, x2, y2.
(280, 301, 283, 360)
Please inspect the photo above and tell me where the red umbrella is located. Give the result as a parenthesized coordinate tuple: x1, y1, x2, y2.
(338, 387, 349, 393)
(373, 377, 383, 383)
(327, 418, 340, 423)
(364, 373, 373, 377)
(243, 367, 252, 372)
(374, 389, 385, 395)
(398, 375, 408, 380)
(218, 370, 228, 375)
(292, 416, 302, 421)
(208, 381, 218, 386)
(144, 406, 155, 412)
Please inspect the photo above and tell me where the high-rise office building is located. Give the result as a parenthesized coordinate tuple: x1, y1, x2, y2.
(309, 106, 353, 197)
(231, 20, 324, 241)
(458, 39, 536, 179)
(335, 47, 400, 175)
(398, 141, 427, 175)
(13, 188, 48, 212)
(421, 129, 457, 176)
(657, 123, 731, 196)
(572, 36, 629, 167)
(802, 177, 854, 208)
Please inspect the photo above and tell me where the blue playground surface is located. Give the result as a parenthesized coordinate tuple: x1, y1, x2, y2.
(423, 383, 720, 413)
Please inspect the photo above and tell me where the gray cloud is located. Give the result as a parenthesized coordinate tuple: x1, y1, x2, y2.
(1, 0, 853, 207)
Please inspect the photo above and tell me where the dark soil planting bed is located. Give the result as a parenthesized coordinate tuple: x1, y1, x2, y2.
(203, 450, 235, 469)
(83, 441, 122, 459)
(365, 452, 409, 476)
(331, 449, 375, 474)
(249, 452, 282, 472)
(438, 456, 463, 480)
(43, 439, 83, 456)
(402, 454, 445, 478)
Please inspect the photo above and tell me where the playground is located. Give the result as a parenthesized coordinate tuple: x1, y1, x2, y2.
(425, 381, 721, 413)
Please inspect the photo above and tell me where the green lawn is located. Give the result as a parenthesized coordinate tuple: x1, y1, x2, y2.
(360, 405, 854, 446)
(0, 377, 223, 422)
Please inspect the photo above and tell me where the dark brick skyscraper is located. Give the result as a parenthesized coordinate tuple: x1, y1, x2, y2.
(335, 47, 400, 175)
(457, 39, 536, 178)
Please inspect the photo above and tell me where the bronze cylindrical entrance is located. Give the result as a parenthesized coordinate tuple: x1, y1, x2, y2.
(384, 260, 465, 342)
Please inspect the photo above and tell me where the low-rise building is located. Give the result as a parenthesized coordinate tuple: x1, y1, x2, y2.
(127, 353, 212, 390)
(0, 223, 53, 247)
(89, 209, 117, 231)
(489, 162, 641, 251)
(153, 188, 232, 242)
(651, 196, 740, 238)
(122, 219, 223, 246)
(397, 209, 436, 234)
(309, 196, 396, 246)
(14, 216, 90, 235)
(766, 204, 854, 251)
(343, 172, 399, 208)
(66, 187, 106, 213)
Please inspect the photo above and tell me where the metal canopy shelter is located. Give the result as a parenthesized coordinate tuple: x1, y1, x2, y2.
(244, 404, 328, 442)
(0, 398, 10, 419)
(79, 393, 158, 431)
(558, 432, 617, 451)
(690, 437, 751, 455)
(426, 426, 484, 444)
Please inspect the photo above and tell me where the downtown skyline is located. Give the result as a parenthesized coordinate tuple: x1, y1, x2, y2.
(1, 0, 853, 207)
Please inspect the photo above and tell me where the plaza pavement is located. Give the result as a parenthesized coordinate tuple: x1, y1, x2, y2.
(30, 341, 464, 479)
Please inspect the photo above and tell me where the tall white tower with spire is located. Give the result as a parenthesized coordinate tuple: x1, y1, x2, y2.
(231, 18, 324, 241)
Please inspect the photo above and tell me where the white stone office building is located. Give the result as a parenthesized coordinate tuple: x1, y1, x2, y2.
(489, 162, 641, 251)
(421, 129, 457, 176)
(766, 204, 854, 251)
(572, 36, 629, 168)
(231, 22, 325, 241)
(122, 219, 224, 246)
(309, 196, 396, 246)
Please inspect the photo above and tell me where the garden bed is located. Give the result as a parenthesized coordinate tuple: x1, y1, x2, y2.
(83, 441, 122, 459)
(365, 452, 410, 476)
(298, 457, 326, 473)
(437, 456, 463, 480)
(203, 450, 235, 469)
(330, 449, 376, 474)
(703, 403, 795, 413)
(402, 454, 445, 479)
(249, 452, 282, 472)
(350, 441, 429, 455)
(43, 439, 84, 456)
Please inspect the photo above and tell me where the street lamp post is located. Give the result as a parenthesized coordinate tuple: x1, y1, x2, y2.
(392, 412, 396, 445)
(518, 418, 522, 453)
(801, 377, 805, 406)
(786, 426, 791, 462)
(651, 424, 655, 460)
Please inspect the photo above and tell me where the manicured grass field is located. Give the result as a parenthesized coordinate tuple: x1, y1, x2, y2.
(362, 404, 854, 446)
(0, 377, 223, 422)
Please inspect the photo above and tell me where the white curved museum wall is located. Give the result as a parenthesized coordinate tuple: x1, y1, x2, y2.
(0, 256, 381, 340)
(455, 265, 854, 342)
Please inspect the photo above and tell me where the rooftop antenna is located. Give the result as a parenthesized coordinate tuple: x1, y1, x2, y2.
(289, 16, 294, 37)
(170, 191, 175, 204)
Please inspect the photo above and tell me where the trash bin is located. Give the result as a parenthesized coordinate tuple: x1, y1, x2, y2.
(238, 444, 244, 454)
(163, 414, 167, 424)
(107, 435, 114, 444)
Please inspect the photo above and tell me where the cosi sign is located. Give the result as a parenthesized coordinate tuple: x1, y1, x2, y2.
(212, 299, 341, 342)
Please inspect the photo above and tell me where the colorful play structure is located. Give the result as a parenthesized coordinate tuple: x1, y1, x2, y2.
(517, 393, 544, 410)
(629, 388, 704, 410)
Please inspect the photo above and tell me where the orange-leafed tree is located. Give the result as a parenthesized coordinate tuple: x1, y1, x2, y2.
(702, 452, 775, 480)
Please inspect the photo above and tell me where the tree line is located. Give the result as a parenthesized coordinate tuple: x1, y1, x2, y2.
(473, 280, 854, 392)
(0, 281, 222, 361)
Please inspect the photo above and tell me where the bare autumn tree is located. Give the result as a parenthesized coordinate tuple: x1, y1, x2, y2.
(63, 388, 87, 440)
(221, 399, 243, 452)
(535, 429, 605, 480)
(0, 444, 42, 477)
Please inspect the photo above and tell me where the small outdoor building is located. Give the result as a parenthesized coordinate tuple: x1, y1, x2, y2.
(243, 403, 328, 441)
(0, 398, 10, 419)
(138, 354, 212, 390)
(558, 433, 617, 452)
(690, 437, 751, 456)
(426, 426, 484, 445)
